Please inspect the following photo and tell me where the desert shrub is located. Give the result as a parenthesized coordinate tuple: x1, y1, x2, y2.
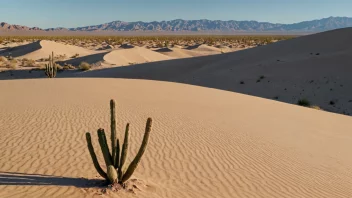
(6, 61, 16, 69)
(63, 64, 75, 70)
(22, 59, 36, 67)
(311, 105, 322, 110)
(79, 62, 91, 71)
(0, 56, 7, 62)
(297, 99, 311, 107)
(71, 53, 79, 58)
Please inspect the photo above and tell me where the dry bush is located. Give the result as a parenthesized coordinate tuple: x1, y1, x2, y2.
(79, 62, 91, 71)
(310, 105, 322, 110)
(63, 64, 75, 70)
(71, 53, 80, 58)
(297, 99, 311, 107)
(22, 59, 36, 67)
(6, 61, 16, 69)
(0, 56, 7, 62)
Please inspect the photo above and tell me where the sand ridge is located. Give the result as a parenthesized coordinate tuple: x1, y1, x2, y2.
(0, 40, 98, 60)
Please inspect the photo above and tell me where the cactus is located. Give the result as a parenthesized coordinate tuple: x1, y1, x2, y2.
(85, 99, 153, 185)
(45, 51, 57, 78)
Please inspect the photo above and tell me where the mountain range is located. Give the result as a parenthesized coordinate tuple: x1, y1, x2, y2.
(1, 17, 352, 32)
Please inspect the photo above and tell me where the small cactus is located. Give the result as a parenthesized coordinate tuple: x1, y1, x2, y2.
(85, 99, 152, 185)
(45, 51, 57, 78)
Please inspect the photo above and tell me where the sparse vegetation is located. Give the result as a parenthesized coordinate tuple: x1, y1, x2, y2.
(0, 35, 295, 50)
(79, 62, 91, 71)
(86, 100, 153, 185)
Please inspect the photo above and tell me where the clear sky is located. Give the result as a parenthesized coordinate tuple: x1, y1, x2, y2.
(0, 0, 351, 28)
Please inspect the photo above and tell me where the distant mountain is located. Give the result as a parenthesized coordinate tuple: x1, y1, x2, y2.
(1, 17, 352, 32)
(0, 22, 42, 31)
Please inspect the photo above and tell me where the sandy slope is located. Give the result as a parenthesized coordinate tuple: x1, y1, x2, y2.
(0, 78, 352, 198)
(152, 44, 242, 58)
(74, 28, 352, 115)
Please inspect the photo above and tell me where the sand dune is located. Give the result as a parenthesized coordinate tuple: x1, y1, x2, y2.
(0, 78, 352, 198)
(154, 47, 193, 58)
(59, 46, 174, 67)
(74, 28, 352, 115)
(103, 47, 173, 66)
(0, 40, 97, 60)
(154, 44, 242, 58)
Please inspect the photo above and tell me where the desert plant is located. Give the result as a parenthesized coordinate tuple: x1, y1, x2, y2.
(63, 64, 75, 70)
(6, 61, 16, 69)
(22, 59, 35, 67)
(71, 53, 79, 58)
(297, 99, 311, 107)
(79, 62, 91, 71)
(311, 105, 322, 110)
(86, 100, 153, 185)
(0, 56, 7, 62)
(45, 51, 57, 78)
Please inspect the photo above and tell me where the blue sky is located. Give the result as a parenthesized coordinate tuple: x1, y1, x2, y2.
(0, 0, 351, 28)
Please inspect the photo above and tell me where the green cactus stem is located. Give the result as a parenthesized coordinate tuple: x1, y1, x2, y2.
(118, 123, 130, 182)
(85, 132, 108, 179)
(110, 100, 117, 164)
(97, 129, 113, 166)
(114, 139, 120, 169)
(121, 118, 152, 183)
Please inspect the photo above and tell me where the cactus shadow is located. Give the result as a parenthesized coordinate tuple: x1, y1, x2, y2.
(0, 172, 106, 188)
